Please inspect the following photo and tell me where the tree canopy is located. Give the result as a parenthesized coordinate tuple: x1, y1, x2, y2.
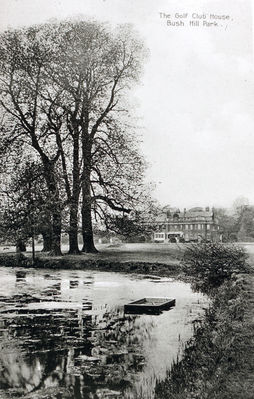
(0, 19, 152, 254)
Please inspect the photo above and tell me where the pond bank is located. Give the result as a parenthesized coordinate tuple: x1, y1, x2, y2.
(155, 271, 254, 399)
(0, 252, 181, 277)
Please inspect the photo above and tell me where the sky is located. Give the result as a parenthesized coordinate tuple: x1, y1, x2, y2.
(0, 0, 253, 209)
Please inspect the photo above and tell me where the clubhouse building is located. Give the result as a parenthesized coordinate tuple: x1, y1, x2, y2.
(153, 206, 222, 243)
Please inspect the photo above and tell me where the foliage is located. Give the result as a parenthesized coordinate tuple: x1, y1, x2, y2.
(235, 206, 254, 241)
(1, 161, 52, 244)
(105, 215, 148, 238)
(232, 196, 250, 216)
(214, 207, 237, 241)
(156, 240, 252, 399)
(0, 18, 151, 253)
(101, 197, 158, 238)
(181, 242, 249, 290)
(155, 275, 252, 399)
(215, 203, 254, 242)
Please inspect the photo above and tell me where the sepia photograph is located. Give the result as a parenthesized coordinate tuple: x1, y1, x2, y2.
(0, 0, 253, 398)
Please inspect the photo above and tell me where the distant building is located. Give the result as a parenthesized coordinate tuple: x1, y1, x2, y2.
(153, 206, 222, 243)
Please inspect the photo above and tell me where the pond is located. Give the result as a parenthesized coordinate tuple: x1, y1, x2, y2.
(0, 266, 208, 399)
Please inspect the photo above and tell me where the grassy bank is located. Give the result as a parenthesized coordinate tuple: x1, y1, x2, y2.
(155, 243, 254, 399)
(0, 243, 183, 266)
(0, 250, 181, 277)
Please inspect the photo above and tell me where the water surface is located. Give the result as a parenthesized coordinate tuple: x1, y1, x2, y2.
(0, 267, 208, 399)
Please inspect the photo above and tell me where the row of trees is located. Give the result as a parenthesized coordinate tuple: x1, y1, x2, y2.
(215, 197, 254, 242)
(0, 19, 155, 255)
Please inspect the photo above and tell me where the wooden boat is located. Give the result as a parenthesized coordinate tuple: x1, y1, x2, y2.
(124, 297, 175, 314)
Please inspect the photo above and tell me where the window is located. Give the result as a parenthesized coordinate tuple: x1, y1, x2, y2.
(198, 224, 201, 229)
(207, 224, 210, 230)
(155, 233, 164, 239)
(173, 213, 179, 221)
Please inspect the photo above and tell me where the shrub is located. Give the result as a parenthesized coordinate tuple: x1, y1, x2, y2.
(181, 242, 249, 290)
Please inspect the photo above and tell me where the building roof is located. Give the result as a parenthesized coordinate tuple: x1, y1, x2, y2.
(155, 207, 214, 223)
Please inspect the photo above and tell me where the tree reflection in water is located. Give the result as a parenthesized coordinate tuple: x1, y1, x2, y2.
(0, 268, 208, 398)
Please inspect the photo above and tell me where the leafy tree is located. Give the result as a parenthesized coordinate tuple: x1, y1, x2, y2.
(0, 20, 149, 254)
(104, 197, 158, 240)
(232, 196, 249, 217)
(39, 20, 148, 252)
(0, 25, 67, 255)
(236, 206, 254, 241)
(215, 204, 254, 242)
(1, 161, 53, 255)
(214, 207, 237, 242)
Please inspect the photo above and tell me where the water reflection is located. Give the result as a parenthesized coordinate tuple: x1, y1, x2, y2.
(0, 267, 208, 399)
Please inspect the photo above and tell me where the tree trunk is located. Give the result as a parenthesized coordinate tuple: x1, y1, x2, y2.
(50, 205, 62, 256)
(81, 204, 98, 253)
(69, 201, 80, 254)
(81, 175, 98, 253)
(68, 129, 81, 254)
(43, 161, 62, 256)
(16, 239, 26, 252)
(41, 230, 52, 252)
(80, 128, 97, 253)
